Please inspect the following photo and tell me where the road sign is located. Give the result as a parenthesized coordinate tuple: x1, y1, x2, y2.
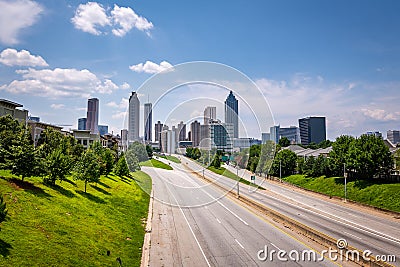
(251, 175, 256, 181)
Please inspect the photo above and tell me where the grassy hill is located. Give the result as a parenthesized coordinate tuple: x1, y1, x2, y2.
(284, 174, 400, 212)
(0, 169, 151, 267)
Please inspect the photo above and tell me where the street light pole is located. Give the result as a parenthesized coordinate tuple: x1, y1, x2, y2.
(279, 160, 282, 183)
(344, 163, 347, 203)
(236, 167, 240, 198)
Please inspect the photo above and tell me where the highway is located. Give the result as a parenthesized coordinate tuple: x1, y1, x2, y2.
(143, 160, 339, 266)
(178, 156, 400, 266)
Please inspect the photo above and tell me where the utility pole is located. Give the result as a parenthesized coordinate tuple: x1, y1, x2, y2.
(279, 159, 282, 183)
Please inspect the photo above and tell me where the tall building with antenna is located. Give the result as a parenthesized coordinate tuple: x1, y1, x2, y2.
(129, 92, 140, 142)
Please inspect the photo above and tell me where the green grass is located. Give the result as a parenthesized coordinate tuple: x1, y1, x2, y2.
(140, 159, 173, 170)
(155, 154, 181, 163)
(284, 174, 400, 212)
(0, 169, 152, 266)
(207, 166, 265, 190)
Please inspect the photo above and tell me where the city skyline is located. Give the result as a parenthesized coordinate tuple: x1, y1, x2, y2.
(0, 1, 400, 139)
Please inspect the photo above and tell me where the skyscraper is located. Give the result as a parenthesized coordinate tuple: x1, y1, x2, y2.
(299, 116, 326, 145)
(144, 103, 152, 142)
(98, 125, 108, 136)
(204, 106, 216, 125)
(129, 92, 140, 142)
(387, 130, 400, 145)
(225, 91, 239, 138)
(86, 98, 99, 134)
(177, 121, 186, 141)
(191, 120, 201, 147)
(78, 118, 87, 130)
(154, 121, 163, 142)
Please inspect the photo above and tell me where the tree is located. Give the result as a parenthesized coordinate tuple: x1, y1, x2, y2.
(347, 134, 393, 179)
(11, 127, 37, 181)
(0, 115, 25, 169)
(103, 148, 115, 176)
(329, 135, 356, 176)
(270, 149, 297, 177)
(394, 149, 400, 172)
(73, 149, 101, 193)
(256, 141, 276, 175)
(278, 137, 290, 147)
(44, 148, 72, 185)
(128, 142, 149, 162)
(114, 154, 130, 177)
(247, 144, 261, 172)
(125, 150, 140, 172)
(146, 145, 153, 159)
(0, 195, 7, 228)
(210, 153, 221, 168)
(318, 140, 332, 149)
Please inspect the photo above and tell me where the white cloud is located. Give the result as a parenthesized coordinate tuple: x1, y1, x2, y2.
(0, 67, 119, 98)
(111, 4, 153, 37)
(112, 111, 127, 119)
(120, 82, 130, 90)
(50, 104, 65, 110)
(129, 60, 173, 74)
(71, 2, 110, 35)
(71, 2, 153, 37)
(106, 98, 128, 109)
(361, 108, 399, 122)
(0, 0, 43, 45)
(0, 48, 48, 67)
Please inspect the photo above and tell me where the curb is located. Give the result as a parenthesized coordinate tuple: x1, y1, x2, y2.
(140, 187, 154, 267)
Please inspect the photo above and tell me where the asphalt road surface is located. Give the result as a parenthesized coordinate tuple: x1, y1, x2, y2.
(143, 159, 340, 267)
(179, 157, 400, 266)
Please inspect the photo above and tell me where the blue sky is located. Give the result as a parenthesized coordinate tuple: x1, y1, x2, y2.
(0, 0, 399, 140)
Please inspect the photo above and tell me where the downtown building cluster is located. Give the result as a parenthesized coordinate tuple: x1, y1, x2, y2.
(1, 96, 400, 154)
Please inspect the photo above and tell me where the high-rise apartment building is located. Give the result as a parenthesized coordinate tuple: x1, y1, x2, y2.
(154, 121, 163, 142)
(387, 130, 400, 145)
(144, 103, 152, 142)
(121, 129, 128, 151)
(177, 121, 186, 141)
(204, 106, 216, 125)
(280, 126, 300, 144)
(299, 116, 326, 145)
(98, 125, 108, 136)
(86, 98, 99, 134)
(210, 122, 233, 152)
(78, 118, 87, 130)
(128, 92, 140, 142)
(190, 120, 201, 147)
(270, 125, 280, 144)
(225, 91, 239, 138)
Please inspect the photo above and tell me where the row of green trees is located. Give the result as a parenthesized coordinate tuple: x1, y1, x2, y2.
(0, 116, 152, 193)
(185, 147, 223, 168)
(236, 134, 395, 180)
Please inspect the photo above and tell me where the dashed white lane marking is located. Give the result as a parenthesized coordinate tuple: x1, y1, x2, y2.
(235, 239, 245, 249)
(216, 218, 221, 224)
(344, 231, 362, 240)
(270, 243, 281, 250)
